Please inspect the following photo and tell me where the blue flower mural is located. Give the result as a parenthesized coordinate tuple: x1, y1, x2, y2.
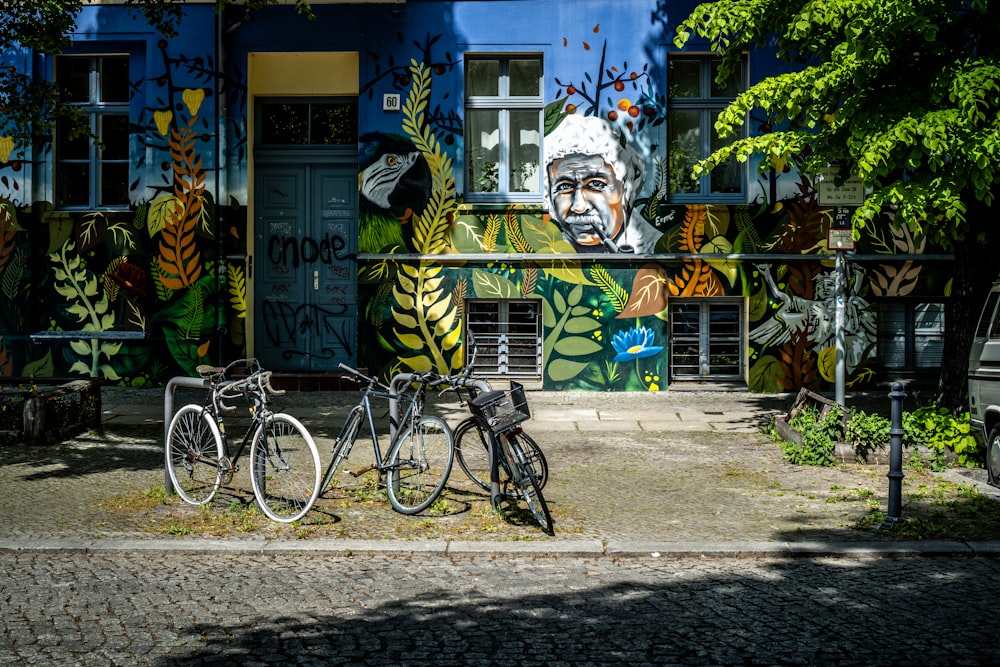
(612, 326, 663, 362)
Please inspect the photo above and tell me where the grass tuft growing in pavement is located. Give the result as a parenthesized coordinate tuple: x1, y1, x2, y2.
(841, 476, 1000, 541)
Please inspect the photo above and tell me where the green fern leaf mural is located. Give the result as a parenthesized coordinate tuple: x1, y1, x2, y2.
(589, 265, 628, 313)
(49, 240, 121, 379)
(390, 262, 462, 373)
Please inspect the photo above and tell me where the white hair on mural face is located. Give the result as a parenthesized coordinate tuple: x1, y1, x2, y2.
(543, 114, 644, 209)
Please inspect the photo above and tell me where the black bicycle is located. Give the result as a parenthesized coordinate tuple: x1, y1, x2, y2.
(165, 358, 321, 523)
(445, 332, 548, 494)
(464, 380, 553, 534)
(319, 364, 454, 515)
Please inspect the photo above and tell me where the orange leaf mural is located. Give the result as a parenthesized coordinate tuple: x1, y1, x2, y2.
(662, 205, 724, 298)
(158, 122, 205, 290)
(618, 264, 668, 318)
(776, 327, 819, 390)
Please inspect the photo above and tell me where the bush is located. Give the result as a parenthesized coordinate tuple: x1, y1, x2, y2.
(907, 406, 982, 468)
(844, 411, 891, 461)
(781, 405, 841, 467)
(839, 406, 984, 469)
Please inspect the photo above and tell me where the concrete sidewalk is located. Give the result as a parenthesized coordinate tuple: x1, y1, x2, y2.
(2, 385, 998, 557)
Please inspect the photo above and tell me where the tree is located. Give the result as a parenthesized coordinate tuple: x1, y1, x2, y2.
(674, 0, 1000, 410)
(0, 0, 315, 143)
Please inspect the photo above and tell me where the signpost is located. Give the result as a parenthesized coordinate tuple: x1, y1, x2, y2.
(818, 168, 864, 408)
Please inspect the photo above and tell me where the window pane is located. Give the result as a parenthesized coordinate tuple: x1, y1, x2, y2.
(509, 58, 540, 96)
(57, 163, 90, 207)
(57, 58, 92, 102)
(709, 342, 741, 374)
(99, 162, 129, 207)
(668, 110, 701, 193)
(467, 109, 499, 192)
(878, 303, 907, 369)
(976, 292, 1000, 337)
(57, 118, 90, 160)
(670, 304, 701, 335)
(668, 59, 701, 97)
(914, 303, 945, 368)
(311, 102, 358, 144)
(709, 111, 741, 194)
(467, 59, 499, 97)
(260, 103, 309, 144)
(509, 110, 540, 193)
(708, 306, 740, 336)
(100, 114, 129, 160)
(710, 59, 742, 97)
(100, 56, 130, 103)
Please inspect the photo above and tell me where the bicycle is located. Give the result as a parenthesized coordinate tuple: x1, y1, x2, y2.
(165, 358, 322, 523)
(464, 380, 553, 535)
(319, 363, 454, 515)
(443, 332, 548, 493)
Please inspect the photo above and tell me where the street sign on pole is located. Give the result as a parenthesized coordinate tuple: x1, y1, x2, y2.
(818, 167, 865, 206)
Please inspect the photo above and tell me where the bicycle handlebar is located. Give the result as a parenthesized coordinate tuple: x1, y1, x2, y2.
(215, 369, 283, 411)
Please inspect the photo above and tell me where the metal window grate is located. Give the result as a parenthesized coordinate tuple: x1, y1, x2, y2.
(466, 299, 542, 380)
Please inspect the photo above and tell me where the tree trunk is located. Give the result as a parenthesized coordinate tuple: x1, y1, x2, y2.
(935, 199, 997, 411)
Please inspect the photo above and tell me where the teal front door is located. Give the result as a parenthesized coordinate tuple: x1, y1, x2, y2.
(254, 161, 357, 371)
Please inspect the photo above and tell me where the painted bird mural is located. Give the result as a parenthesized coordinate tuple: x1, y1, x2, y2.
(359, 132, 432, 253)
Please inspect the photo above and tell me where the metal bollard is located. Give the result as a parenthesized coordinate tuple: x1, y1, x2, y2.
(881, 381, 907, 529)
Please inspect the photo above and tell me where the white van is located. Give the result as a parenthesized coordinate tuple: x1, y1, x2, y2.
(969, 278, 1000, 487)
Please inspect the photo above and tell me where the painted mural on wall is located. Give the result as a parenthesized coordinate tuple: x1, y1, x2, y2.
(0, 32, 245, 385)
(0, 4, 949, 391)
(354, 23, 939, 393)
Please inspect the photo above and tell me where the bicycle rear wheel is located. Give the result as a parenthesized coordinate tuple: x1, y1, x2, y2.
(250, 413, 321, 523)
(455, 419, 548, 491)
(507, 436, 553, 535)
(166, 404, 223, 505)
(386, 416, 454, 514)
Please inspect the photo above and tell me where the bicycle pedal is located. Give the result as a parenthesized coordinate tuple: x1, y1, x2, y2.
(349, 464, 375, 478)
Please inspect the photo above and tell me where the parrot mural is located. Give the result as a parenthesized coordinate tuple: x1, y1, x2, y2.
(358, 132, 432, 253)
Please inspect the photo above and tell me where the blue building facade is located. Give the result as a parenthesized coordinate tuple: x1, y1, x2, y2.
(0, 0, 950, 392)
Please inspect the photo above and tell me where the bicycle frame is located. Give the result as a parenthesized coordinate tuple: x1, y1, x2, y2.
(324, 368, 423, 481)
(206, 383, 271, 481)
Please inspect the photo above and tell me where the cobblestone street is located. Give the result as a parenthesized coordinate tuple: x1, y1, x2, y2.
(3, 387, 999, 665)
(1, 550, 997, 666)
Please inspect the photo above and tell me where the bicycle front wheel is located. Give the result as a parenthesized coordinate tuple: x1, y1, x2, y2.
(507, 437, 553, 535)
(455, 420, 549, 491)
(454, 417, 491, 491)
(166, 404, 223, 505)
(250, 413, 321, 523)
(386, 416, 454, 515)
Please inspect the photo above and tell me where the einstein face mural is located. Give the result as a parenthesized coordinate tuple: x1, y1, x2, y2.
(543, 115, 660, 254)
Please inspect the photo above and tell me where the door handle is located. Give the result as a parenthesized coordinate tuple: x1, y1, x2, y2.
(314, 270, 319, 290)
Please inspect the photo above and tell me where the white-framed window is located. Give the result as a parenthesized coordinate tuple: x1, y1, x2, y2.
(669, 299, 744, 380)
(464, 54, 543, 202)
(877, 302, 945, 370)
(667, 54, 746, 201)
(465, 299, 542, 379)
(55, 54, 131, 210)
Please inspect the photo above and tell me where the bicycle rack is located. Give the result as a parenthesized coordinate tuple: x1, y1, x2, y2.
(163, 375, 211, 495)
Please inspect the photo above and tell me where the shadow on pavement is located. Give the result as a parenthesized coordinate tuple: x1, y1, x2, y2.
(2, 424, 161, 480)
(152, 553, 996, 666)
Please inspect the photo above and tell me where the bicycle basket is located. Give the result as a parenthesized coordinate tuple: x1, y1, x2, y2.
(469, 382, 530, 435)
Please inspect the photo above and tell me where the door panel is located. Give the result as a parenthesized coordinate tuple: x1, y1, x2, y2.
(312, 170, 357, 366)
(254, 163, 357, 371)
